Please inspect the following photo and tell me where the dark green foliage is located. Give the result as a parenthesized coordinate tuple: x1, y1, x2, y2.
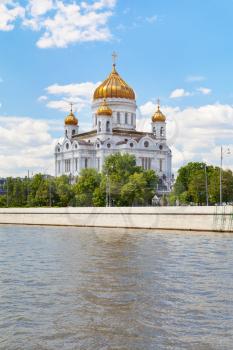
(171, 162, 233, 205)
(0, 153, 158, 207)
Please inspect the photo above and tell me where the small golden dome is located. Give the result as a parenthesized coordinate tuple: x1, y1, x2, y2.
(65, 105, 78, 126)
(97, 99, 112, 116)
(152, 101, 166, 122)
(93, 64, 135, 100)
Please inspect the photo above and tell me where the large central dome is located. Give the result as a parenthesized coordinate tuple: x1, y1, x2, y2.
(93, 64, 135, 101)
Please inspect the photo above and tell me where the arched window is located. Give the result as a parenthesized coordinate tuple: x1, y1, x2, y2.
(65, 130, 68, 137)
(98, 121, 101, 132)
(125, 112, 128, 124)
(117, 112, 121, 124)
(106, 121, 110, 132)
(131, 113, 134, 125)
(95, 114, 97, 126)
(153, 126, 156, 134)
(160, 127, 164, 137)
(85, 158, 88, 169)
(144, 141, 149, 148)
(72, 129, 75, 135)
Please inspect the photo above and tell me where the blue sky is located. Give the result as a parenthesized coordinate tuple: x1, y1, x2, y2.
(0, 0, 233, 175)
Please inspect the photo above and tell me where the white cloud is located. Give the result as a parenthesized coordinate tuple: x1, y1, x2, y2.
(146, 15, 157, 24)
(0, 115, 57, 176)
(0, 0, 116, 48)
(27, 0, 54, 17)
(0, 0, 25, 31)
(170, 88, 191, 99)
(43, 81, 101, 112)
(197, 87, 212, 95)
(38, 95, 48, 102)
(186, 75, 205, 82)
(139, 101, 233, 173)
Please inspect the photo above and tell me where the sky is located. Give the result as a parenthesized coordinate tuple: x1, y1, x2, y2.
(0, 0, 233, 176)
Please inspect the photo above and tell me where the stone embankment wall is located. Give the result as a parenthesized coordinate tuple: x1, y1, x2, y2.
(0, 206, 233, 232)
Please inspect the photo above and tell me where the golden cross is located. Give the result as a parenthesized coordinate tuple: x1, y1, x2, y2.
(112, 51, 117, 66)
(70, 102, 73, 113)
(157, 98, 160, 109)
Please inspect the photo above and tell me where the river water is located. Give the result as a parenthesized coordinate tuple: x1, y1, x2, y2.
(0, 225, 232, 350)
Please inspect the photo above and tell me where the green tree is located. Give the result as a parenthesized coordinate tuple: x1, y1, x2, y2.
(55, 175, 74, 206)
(74, 168, 102, 206)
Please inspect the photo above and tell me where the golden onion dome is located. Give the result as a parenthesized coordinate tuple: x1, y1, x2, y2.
(93, 64, 135, 100)
(152, 102, 166, 123)
(65, 106, 78, 126)
(97, 99, 112, 116)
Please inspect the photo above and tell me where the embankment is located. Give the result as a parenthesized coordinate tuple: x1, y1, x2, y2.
(0, 206, 232, 232)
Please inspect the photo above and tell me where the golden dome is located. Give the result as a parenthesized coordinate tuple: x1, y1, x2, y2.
(97, 99, 112, 116)
(93, 64, 135, 100)
(152, 102, 166, 123)
(65, 107, 78, 126)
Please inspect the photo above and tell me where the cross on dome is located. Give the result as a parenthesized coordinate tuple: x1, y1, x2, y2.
(157, 98, 160, 109)
(70, 102, 74, 113)
(112, 51, 117, 67)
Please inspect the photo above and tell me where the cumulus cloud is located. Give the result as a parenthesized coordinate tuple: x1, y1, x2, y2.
(0, 0, 117, 48)
(0, 0, 25, 31)
(42, 81, 101, 112)
(0, 116, 57, 176)
(139, 101, 233, 173)
(145, 15, 157, 24)
(197, 87, 212, 95)
(170, 88, 191, 99)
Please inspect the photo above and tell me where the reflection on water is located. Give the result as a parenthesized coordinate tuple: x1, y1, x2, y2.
(0, 226, 233, 350)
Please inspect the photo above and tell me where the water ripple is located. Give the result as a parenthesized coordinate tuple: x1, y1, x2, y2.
(0, 226, 233, 349)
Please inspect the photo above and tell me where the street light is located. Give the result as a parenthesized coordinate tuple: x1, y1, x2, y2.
(105, 165, 113, 207)
(220, 146, 231, 206)
(204, 164, 209, 206)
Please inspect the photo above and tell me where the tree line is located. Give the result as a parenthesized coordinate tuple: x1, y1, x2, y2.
(1, 157, 233, 207)
(0, 153, 158, 207)
(169, 162, 233, 205)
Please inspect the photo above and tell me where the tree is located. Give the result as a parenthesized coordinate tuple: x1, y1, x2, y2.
(74, 169, 102, 206)
(55, 175, 74, 206)
(172, 162, 233, 205)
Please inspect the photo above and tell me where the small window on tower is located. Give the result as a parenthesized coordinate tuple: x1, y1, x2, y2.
(125, 112, 128, 124)
(117, 112, 121, 124)
(85, 158, 88, 169)
(131, 113, 134, 125)
(66, 143, 69, 150)
(144, 141, 149, 148)
(72, 129, 75, 135)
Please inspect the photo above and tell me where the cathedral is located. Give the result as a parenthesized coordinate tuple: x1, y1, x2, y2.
(55, 57, 173, 194)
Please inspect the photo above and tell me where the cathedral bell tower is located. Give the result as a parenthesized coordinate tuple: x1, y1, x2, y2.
(151, 99, 166, 141)
(64, 103, 79, 139)
(96, 99, 113, 137)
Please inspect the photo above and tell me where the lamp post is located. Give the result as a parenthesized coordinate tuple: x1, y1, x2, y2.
(6, 178, 9, 207)
(220, 146, 231, 206)
(204, 164, 209, 206)
(105, 165, 113, 207)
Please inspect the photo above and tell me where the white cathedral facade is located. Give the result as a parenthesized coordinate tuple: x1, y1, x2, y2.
(55, 60, 173, 194)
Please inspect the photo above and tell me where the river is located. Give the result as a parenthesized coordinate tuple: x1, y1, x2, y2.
(0, 225, 232, 349)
